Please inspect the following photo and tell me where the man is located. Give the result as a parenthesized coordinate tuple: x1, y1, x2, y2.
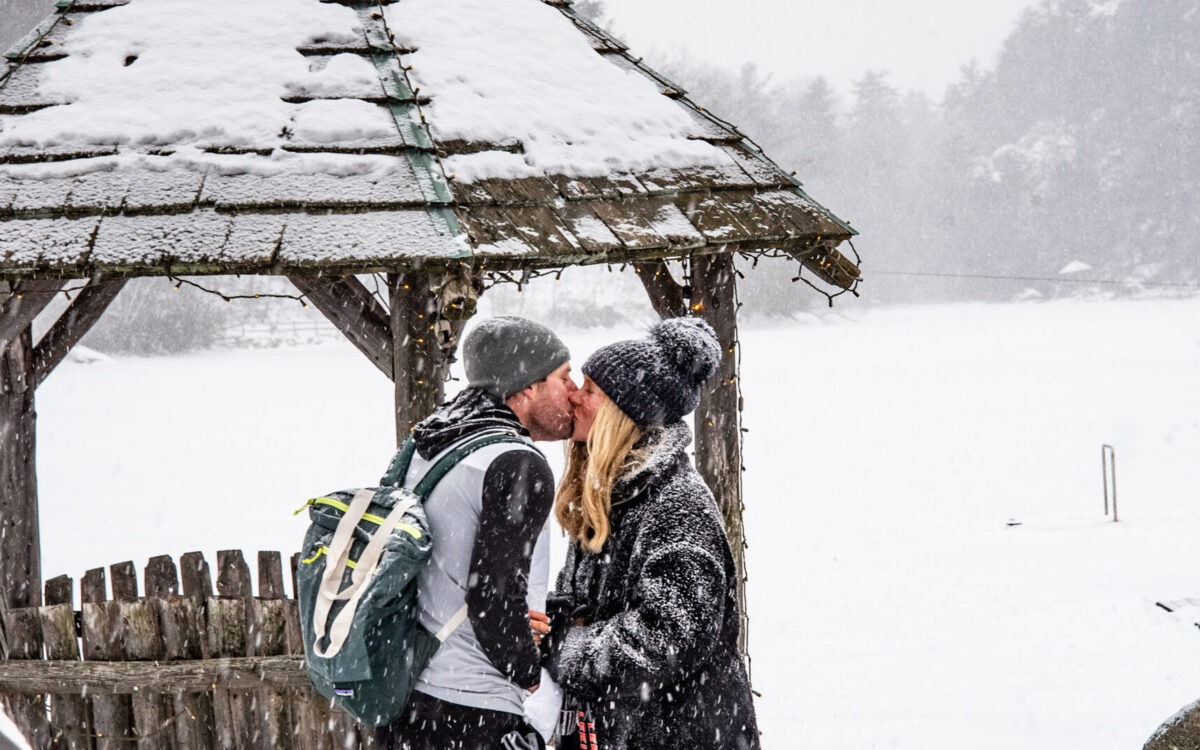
(375, 316, 575, 750)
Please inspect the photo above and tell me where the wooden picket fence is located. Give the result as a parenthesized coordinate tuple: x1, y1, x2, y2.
(0, 550, 376, 750)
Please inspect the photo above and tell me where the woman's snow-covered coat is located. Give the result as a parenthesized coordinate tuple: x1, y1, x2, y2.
(547, 421, 760, 750)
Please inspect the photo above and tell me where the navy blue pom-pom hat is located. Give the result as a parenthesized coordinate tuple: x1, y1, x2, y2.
(582, 317, 721, 428)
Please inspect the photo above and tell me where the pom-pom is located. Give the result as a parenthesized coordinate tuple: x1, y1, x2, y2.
(651, 317, 720, 385)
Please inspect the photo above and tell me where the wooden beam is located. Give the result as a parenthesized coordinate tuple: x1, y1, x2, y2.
(690, 252, 749, 657)
(1, 326, 41, 611)
(784, 242, 861, 290)
(633, 260, 688, 319)
(0, 279, 70, 346)
(286, 275, 393, 379)
(390, 271, 450, 442)
(0, 654, 310, 695)
(32, 278, 128, 388)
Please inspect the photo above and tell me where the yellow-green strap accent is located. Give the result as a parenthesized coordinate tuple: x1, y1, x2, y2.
(302, 547, 378, 572)
(303, 497, 422, 539)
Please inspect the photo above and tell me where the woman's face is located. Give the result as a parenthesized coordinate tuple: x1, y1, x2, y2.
(568, 375, 606, 443)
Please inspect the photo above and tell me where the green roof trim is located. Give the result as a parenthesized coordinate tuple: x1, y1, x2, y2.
(4, 13, 62, 61)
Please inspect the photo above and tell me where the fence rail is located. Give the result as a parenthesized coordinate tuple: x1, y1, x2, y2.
(0, 550, 376, 750)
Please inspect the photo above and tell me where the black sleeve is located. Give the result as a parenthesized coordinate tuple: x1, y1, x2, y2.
(466, 449, 555, 689)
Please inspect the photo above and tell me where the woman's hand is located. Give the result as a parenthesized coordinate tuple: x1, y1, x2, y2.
(529, 609, 551, 645)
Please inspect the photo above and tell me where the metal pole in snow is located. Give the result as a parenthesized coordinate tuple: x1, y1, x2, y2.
(1102, 445, 1109, 516)
(1104, 444, 1113, 520)
(1101, 444, 1118, 522)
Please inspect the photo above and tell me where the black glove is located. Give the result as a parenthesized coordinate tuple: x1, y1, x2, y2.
(539, 592, 580, 679)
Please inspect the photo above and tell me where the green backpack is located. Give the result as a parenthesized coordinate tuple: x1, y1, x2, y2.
(295, 429, 527, 726)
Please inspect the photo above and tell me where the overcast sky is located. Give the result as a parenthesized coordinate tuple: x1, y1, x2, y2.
(600, 0, 1041, 99)
(2, 0, 1040, 101)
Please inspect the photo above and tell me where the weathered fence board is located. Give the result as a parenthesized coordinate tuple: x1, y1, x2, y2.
(81, 580, 136, 750)
(0, 550, 369, 750)
(1, 605, 52, 750)
(39, 601, 91, 750)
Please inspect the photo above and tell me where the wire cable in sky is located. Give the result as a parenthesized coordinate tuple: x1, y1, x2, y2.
(864, 269, 1200, 290)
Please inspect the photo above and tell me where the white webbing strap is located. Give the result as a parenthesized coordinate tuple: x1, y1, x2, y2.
(310, 489, 375, 644)
(434, 604, 469, 643)
(312, 490, 418, 658)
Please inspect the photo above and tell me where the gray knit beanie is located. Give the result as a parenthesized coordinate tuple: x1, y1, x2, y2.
(463, 316, 570, 399)
(582, 317, 721, 428)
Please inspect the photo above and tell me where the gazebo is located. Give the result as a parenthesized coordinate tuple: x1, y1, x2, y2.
(0, 0, 859, 746)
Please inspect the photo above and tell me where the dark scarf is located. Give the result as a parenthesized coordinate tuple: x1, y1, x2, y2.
(411, 387, 529, 460)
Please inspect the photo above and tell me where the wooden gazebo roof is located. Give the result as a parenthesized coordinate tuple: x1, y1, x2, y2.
(0, 0, 858, 285)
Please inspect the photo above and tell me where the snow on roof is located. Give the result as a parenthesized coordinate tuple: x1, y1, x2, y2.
(386, 0, 731, 182)
(0, 0, 369, 151)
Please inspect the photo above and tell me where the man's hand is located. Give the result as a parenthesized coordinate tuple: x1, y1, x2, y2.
(529, 609, 550, 645)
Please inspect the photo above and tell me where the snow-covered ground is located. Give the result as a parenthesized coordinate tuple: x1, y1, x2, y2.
(33, 296, 1200, 749)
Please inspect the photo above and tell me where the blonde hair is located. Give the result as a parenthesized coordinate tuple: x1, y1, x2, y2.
(555, 396, 642, 552)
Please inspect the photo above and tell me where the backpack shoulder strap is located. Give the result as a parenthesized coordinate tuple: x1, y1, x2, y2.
(412, 430, 540, 500)
(379, 435, 419, 488)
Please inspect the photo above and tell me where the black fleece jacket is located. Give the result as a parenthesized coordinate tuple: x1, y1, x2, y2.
(410, 387, 553, 690)
(545, 421, 760, 750)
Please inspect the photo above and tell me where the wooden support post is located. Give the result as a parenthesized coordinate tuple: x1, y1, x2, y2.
(690, 253, 750, 657)
(633, 260, 688, 319)
(1, 325, 41, 613)
(390, 271, 449, 442)
(2, 276, 114, 618)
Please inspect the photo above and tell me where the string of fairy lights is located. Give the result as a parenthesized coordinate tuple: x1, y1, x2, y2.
(8, 242, 1197, 308)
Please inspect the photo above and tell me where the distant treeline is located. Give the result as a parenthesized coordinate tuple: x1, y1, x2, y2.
(594, 0, 1199, 305)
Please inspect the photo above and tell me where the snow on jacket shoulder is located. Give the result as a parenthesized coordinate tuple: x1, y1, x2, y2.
(551, 421, 761, 750)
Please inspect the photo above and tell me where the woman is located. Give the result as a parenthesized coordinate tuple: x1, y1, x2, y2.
(542, 318, 760, 750)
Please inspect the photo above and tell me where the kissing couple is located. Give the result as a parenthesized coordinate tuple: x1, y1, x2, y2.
(374, 315, 760, 750)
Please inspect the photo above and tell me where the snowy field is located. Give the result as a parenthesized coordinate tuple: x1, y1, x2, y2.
(29, 296, 1200, 749)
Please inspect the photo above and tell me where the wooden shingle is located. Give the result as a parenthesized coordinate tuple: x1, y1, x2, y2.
(0, 215, 99, 270)
(500, 206, 581, 258)
(457, 206, 536, 257)
(89, 212, 232, 269)
(0, 64, 66, 114)
(675, 192, 757, 243)
(200, 164, 426, 211)
(278, 211, 462, 268)
(589, 201, 669, 252)
(554, 203, 622, 255)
